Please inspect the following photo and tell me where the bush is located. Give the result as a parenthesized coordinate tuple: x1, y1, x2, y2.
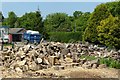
(47, 32, 82, 43)
(80, 55, 120, 69)
(100, 58, 120, 69)
(68, 39, 76, 43)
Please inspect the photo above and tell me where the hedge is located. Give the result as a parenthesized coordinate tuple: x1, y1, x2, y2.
(47, 32, 82, 43)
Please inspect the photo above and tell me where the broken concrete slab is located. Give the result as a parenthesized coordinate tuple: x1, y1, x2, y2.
(37, 58, 42, 64)
(48, 56, 59, 66)
(98, 64, 107, 69)
(53, 65, 64, 70)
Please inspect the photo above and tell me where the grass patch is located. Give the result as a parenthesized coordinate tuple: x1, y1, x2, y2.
(100, 58, 120, 69)
(80, 55, 120, 69)
(80, 55, 97, 61)
(3, 43, 13, 48)
(3, 43, 12, 46)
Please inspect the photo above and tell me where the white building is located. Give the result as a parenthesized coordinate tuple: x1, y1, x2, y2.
(0, 26, 9, 43)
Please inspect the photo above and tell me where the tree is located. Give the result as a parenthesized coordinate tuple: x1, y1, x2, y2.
(0, 12, 5, 26)
(115, 1, 120, 17)
(73, 11, 83, 19)
(16, 10, 43, 33)
(72, 12, 90, 32)
(106, 1, 120, 17)
(8, 11, 17, 28)
(0, 12, 4, 22)
(34, 10, 43, 33)
(44, 13, 72, 32)
(97, 15, 120, 49)
(83, 3, 110, 43)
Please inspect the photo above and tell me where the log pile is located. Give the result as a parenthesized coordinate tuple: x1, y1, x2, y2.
(0, 42, 120, 74)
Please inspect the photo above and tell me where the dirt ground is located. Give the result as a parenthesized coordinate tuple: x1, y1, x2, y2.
(1, 67, 119, 78)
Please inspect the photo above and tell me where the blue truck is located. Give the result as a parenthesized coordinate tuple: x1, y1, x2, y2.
(23, 30, 42, 44)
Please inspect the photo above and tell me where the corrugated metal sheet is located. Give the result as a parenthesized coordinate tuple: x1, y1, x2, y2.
(9, 28, 26, 34)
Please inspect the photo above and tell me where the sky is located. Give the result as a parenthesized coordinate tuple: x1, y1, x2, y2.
(1, 0, 115, 2)
(1, 2, 111, 18)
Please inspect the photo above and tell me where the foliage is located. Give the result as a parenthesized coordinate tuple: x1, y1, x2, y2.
(1, 1, 120, 49)
(106, 1, 120, 17)
(3, 43, 12, 46)
(100, 58, 120, 69)
(83, 1, 120, 49)
(73, 11, 83, 19)
(44, 13, 72, 32)
(68, 39, 76, 43)
(7, 11, 17, 28)
(15, 11, 43, 33)
(80, 55, 120, 69)
(97, 15, 120, 49)
(83, 3, 110, 43)
(0, 11, 4, 22)
(48, 32, 82, 43)
(80, 55, 97, 60)
(44, 15, 84, 42)
(2, 18, 7, 26)
(72, 12, 90, 32)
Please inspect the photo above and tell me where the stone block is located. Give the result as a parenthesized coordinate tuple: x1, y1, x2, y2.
(90, 59, 99, 65)
(92, 64, 98, 69)
(98, 64, 107, 69)
(65, 57, 73, 63)
(53, 66, 64, 70)
(37, 58, 42, 64)
(64, 64, 72, 69)
(71, 63, 79, 67)
(15, 67, 23, 73)
(48, 56, 59, 66)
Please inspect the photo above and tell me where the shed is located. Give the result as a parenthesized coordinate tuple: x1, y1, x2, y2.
(9, 28, 26, 42)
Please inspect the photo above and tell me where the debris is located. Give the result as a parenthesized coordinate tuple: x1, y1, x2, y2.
(98, 64, 107, 69)
(37, 58, 42, 64)
(0, 41, 119, 75)
(53, 65, 64, 70)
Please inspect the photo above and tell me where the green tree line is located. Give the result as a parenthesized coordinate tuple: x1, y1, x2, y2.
(1, 1, 120, 49)
(84, 1, 120, 49)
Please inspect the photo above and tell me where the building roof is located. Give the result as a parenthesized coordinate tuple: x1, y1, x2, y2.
(9, 28, 26, 34)
(0, 26, 9, 28)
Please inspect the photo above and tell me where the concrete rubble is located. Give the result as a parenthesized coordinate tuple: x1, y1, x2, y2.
(0, 41, 120, 77)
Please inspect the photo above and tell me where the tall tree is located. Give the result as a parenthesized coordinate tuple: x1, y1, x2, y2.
(0, 11, 4, 22)
(106, 1, 120, 17)
(97, 15, 120, 49)
(72, 12, 90, 32)
(73, 11, 83, 19)
(0, 12, 4, 26)
(83, 4, 110, 43)
(16, 10, 43, 33)
(115, 1, 120, 17)
(34, 9, 43, 33)
(8, 11, 17, 28)
(44, 13, 72, 32)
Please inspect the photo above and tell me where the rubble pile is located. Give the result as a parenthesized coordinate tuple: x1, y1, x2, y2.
(0, 42, 120, 74)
